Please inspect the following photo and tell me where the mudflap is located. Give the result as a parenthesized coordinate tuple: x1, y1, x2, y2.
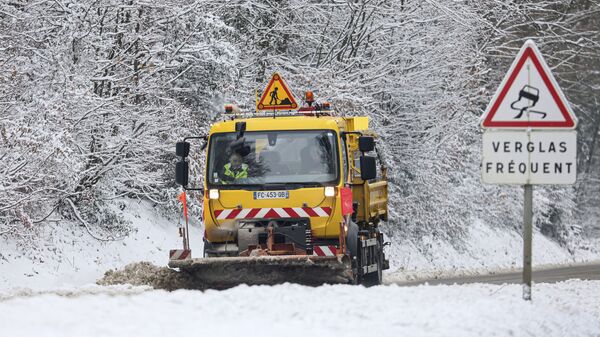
(168, 255, 353, 289)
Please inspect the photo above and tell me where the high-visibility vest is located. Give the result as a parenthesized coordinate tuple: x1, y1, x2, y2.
(223, 163, 248, 181)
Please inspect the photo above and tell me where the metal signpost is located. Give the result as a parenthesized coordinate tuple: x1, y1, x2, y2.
(480, 40, 578, 301)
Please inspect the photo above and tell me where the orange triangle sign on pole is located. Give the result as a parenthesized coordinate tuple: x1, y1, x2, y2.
(257, 73, 298, 111)
(481, 40, 577, 129)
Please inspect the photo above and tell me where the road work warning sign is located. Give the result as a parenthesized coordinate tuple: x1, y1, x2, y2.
(482, 131, 576, 185)
(257, 73, 298, 111)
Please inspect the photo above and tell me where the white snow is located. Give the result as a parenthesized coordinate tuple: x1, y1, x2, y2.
(0, 200, 203, 290)
(384, 220, 600, 282)
(2, 201, 598, 290)
(1, 203, 599, 337)
(1, 280, 599, 337)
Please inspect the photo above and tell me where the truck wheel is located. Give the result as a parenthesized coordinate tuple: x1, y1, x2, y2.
(361, 240, 383, 287)
(203, 239, 209, 257)
(345, 222, 360, 284)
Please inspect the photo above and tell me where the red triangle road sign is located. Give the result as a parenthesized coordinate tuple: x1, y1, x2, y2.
(481, 40, 577, 129)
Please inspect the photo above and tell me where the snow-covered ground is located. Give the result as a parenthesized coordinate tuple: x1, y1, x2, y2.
(385, 220, 600, 282)
(1, 202, 599, 336)
(0, 200, 203, 289)
(1, 201, 599, 290)
(1, 281, 599, 337)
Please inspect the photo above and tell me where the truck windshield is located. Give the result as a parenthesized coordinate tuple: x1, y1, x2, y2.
(207, 130, 339, 188)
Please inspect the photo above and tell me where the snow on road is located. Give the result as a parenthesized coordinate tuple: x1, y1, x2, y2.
(2, 202, 599, 336)
(1, 280, 599, 337)
(2, 200, 598, 290)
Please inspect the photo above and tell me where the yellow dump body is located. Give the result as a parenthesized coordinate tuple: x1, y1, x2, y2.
(202, 114, 387, 244)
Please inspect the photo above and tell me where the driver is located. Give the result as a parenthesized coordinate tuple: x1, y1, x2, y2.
(222, 152, 248, 183)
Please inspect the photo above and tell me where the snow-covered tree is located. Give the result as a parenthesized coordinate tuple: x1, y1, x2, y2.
(1, 0, 598, 250)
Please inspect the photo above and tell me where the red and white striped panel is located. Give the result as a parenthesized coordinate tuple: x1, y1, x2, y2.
(169, 249, 191, 260)
(313, 245, 337, 256)
(214, 207, 332, 220)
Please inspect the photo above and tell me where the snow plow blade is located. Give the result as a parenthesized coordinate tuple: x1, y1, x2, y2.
(168, 255, 353, 288)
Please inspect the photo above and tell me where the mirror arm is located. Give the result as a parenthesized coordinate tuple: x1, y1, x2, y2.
(183, 135, 209, 151)
(183, 135, 207, 142)
(340, 131, 362, 141)
(182, 186, 204, 192)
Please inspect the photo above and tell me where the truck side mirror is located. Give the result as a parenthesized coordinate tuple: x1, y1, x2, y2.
(360, 156, 377, 181)
(358, 136, 375, 152)
(235, 122, 246, 140)
(176, 141, 190, 158)
(176, 160, 189, 186)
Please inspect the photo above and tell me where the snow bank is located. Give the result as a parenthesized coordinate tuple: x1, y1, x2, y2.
(0, 200, 203, 290)
(384, 220, 600, 282)
(1, 280, 599, 337)
(2, 200, 598, 290)
(97, 261, 202, 290)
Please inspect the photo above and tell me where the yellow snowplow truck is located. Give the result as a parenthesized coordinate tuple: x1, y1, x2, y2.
(171, 92, 389, 288)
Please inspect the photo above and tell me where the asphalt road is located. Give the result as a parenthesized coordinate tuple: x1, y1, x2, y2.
(397, 262, 600, 286)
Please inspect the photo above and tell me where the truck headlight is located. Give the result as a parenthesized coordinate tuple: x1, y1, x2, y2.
(324, 186, 335, 197)
(209, 189, 220, 200)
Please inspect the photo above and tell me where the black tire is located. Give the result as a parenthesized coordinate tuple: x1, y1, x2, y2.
(346, 223, 383, 286)
(203, 239, 209, 257)
(361, 240, 383, 287)
(345, 222, 360, 284)
(346, 221, 359, 258)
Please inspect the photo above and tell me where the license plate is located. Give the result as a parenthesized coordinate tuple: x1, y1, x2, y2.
(253, 191, 289, 200)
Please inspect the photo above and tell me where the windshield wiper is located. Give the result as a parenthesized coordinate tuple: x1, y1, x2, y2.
(214, 183, 264, 190)
(264, 182, 325, 190)
(259, 183, 296, 191)
(211, 182, 327, 191)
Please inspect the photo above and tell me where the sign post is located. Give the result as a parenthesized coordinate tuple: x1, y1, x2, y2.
(480, 40, 577, 301)
(523, 184, 533, 300)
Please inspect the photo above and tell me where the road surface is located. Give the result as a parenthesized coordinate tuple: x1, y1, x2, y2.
(395, 262, 600, 286)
